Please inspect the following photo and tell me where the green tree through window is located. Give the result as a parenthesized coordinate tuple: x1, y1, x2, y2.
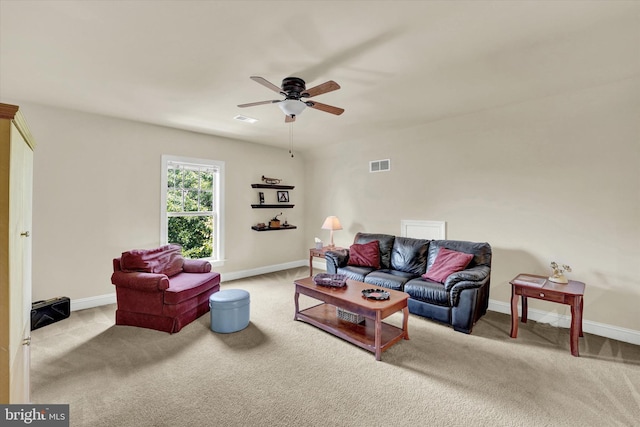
(163, 158, 223, 260)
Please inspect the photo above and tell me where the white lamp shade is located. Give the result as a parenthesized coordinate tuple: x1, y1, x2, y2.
(278, 99, 306, 117)
(321, 216, 342, 248)
(321, 216, 342, 231)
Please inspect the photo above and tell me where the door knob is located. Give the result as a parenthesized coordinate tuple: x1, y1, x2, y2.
(20, 231, 30, 237)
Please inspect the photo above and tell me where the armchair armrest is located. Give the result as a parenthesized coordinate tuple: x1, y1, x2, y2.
(325, 249, 349, 274)
(111, 271, 170, 292)
(183, 259, 212, 273)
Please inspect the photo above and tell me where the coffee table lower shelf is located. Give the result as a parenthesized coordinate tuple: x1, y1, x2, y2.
(296, 303, 406, 358)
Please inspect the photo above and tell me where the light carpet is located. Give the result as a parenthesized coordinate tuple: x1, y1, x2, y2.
(31, 267, 640, 426)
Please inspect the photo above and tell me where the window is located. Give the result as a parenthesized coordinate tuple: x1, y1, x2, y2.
(161, 155, 224, 266)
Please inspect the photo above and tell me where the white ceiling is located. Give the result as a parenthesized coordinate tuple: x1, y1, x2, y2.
(1, 1, 638, 152)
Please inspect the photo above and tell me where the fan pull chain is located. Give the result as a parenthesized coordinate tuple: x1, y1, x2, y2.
(289, 120, 294, 158)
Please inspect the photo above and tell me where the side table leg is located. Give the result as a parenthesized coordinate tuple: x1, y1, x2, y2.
(309, 254, 313, 277)
(294, 288, 300, 321)
(510, 285, 519, 338)
(521, 295, 528, 323)
(579, 296, 584, 337)
(570, 296, 582, 357)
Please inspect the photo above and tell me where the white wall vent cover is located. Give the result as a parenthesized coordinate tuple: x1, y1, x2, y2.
(370, 159, 391, 173)
(401, 220, 446, 240)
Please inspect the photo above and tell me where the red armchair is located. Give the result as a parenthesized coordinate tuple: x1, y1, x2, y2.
(111, 244, 220, 333)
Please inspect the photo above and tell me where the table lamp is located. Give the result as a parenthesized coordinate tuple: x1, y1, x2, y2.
(321, 216, 342, 248)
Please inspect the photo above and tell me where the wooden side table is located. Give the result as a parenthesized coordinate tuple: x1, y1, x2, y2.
(509, 273, 585, 357)
(309, 246, 344, 276)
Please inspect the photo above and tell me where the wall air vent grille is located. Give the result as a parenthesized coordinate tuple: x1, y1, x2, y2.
(369, 159, 391, 173)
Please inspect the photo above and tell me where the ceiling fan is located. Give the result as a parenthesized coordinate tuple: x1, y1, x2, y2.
(238, 76, 344, 122)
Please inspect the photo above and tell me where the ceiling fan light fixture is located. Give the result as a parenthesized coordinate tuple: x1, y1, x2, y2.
(278, 99, 306, 117)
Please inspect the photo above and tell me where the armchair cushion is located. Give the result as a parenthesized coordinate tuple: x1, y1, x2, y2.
(422, 247, 473, 283)
(347, 240, 381, 269)
(120, 244, 184, 277)
(163, 272, 220, 305)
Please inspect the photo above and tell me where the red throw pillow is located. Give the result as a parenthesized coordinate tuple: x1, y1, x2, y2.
(422, 247, 473, 283)
(347, 240, 381, 269)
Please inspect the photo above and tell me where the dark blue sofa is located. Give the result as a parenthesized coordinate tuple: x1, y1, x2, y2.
(325, 232, 492, 334)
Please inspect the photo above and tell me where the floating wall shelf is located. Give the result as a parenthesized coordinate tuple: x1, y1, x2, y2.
(251, 204, 294, 209)
(251, 225, 297, 232)
(251, 184, 295, 190)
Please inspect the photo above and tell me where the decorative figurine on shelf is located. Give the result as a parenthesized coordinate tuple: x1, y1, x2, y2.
(549, 261, 572, 284)
(258, 191, 265, 204)
(262, 175, 282, 185)
(269, 212, 282, 229)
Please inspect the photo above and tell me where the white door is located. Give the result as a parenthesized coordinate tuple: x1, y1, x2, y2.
(8, 123, 33, 403)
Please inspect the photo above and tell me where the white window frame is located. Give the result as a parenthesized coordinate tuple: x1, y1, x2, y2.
(160, 155, 225, 267)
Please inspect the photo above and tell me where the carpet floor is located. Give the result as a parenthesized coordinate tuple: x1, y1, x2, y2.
(31, 267, 640, 426)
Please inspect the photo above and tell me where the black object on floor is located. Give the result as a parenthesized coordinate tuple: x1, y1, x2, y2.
(31, 297, 71, 331)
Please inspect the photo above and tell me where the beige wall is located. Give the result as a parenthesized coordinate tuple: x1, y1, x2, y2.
(19, 103, 306, 301)
(304, 76, 640, 332)
(13, 71, 640, 337)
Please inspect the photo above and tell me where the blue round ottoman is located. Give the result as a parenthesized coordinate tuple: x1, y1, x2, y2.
(209, 289, 250, 333)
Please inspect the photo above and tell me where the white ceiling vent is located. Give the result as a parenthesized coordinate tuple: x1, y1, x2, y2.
(369, 159, 391, 173)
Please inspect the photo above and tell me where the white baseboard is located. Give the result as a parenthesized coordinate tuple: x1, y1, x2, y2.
(488, 299, 640, 346)
(69, 264, 639, 346)
(219, 259, 308, 282)
(71, 293, 116, 311)
(312, 259, 328, 272)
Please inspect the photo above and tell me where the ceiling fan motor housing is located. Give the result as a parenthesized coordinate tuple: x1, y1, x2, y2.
(282, 77, 306, 99)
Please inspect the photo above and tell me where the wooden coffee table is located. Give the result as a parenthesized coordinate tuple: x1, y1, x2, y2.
(294, 276, 409, 361)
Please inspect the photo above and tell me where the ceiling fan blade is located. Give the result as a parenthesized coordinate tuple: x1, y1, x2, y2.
(237, 100, 281, 108)
(307, 101, 344, 115)
(250, 76, 284, 94)
(285, 115, 296, 123)
(301, 80, 340, 98)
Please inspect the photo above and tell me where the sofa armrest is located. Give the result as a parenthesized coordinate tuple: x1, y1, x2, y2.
(445, 266, 490, 307)
(444, 265, 490, 292)
(183, 259, 212, 273)
(111, 271, 170, 292)
(325, 249, 349, 274)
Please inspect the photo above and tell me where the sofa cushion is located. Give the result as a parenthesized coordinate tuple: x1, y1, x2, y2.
(422, 248, 473, 283)
(348, 240, 381, 269)
(121, 244, 184, 276)
(364, 269, 416, 291)
(354, 233, 395, 269)
(405, 278, 450, 307)
(427, 240, 492, 269)
(390, 237, 430, 275)
(337, 266, 375, 282)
